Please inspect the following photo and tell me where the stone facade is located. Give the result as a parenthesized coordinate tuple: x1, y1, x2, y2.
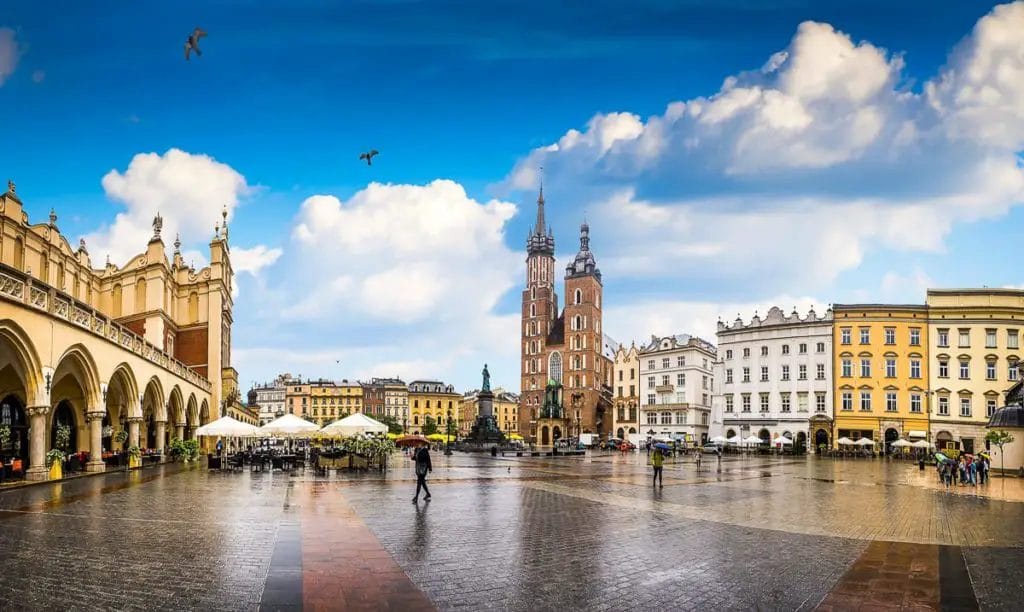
(408, 380, 460, 435)
(611, 343, 640, 441)
(248, 373, 293, 425)
(639, 334, 716, 445)
(459, 388, 519, 437)
(712, 307, 833, 451)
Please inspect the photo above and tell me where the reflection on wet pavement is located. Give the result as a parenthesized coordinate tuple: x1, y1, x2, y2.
(0, 452, 1020, 610)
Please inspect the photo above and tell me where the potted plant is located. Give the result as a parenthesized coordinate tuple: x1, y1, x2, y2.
(0, 424, 10, 450)
(168, 438, 185, 462)
(46, 448, 65, 480)
(127, 445, 142, 469)
(183, 439, 200, 462)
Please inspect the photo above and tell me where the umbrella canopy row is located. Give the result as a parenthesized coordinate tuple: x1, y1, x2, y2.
(194, 412, 390, 439)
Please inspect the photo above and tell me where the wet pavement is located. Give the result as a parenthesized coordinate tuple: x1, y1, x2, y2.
(0, 452, 1021, 611)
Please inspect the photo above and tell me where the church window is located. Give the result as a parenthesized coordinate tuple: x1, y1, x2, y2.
(549, 352, 562, 384)
(530, 304, 536, 317)
(531, 287, 536, 299)
(574, 289, 582, 305)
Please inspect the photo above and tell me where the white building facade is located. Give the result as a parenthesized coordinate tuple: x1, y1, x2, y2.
(711, 307, 833, 451)
(639, 334, 716, 445)
(248, 373, 294, 425)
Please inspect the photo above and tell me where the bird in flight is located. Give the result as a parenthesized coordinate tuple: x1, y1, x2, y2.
(184, 28, 208, 61)
(359, 150, 379, 166)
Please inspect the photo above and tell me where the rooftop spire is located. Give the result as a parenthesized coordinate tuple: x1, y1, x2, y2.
(534, 167, 545, 236)
(526, 167, 555, 257)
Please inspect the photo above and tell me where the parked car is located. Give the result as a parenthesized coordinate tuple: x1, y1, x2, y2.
(701, 444, 722, 455)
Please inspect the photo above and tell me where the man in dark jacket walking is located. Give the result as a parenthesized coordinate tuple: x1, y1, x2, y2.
(413, 443, 433, 502)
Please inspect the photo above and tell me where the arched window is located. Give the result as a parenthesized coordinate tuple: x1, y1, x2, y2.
(111, 284, 123, 318)
(530, 304, 536, 317)
(573, 355, 581, 370)
(549, 352, 562, 384)
(574, 315, 583, 330)
(12, 237, 23, 271)
(575, 289, 582, 305)
(135, 277, 147, 311)
(531, 287, 536, 299)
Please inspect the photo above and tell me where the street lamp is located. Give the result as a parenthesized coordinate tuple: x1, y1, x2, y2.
(444, 409, 453, 455)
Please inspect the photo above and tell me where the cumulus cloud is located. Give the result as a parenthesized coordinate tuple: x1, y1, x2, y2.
(285, 180, 519, 324)
(503, 3, 1024, 296)
(86, 149, 252, 266)
(231, 244, 282, 276)
(0, 28, 21, 86)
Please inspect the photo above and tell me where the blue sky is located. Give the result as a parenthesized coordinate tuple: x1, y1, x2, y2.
(2, 1, 1023, 393)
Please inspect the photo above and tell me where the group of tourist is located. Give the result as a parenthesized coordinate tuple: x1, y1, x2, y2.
(937, 454, 990, 488)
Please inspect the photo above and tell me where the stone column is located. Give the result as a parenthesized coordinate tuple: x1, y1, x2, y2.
(25, 406, 51, 481)
(154, 420, 167, 460)
(86, 412, 106, 472)
(127, 417, 142, 449)
(175, 424, 185, 440)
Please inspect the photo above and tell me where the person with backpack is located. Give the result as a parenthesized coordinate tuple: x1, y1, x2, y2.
(412, 442, 433, 503)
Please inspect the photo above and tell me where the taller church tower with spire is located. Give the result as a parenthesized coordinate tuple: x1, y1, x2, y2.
(519, 187, 613, 445)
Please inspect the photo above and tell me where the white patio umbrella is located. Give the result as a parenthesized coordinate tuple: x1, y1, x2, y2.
(771, 436, 793, 445)
(194, 416, 264, 438)
(911, 440, 933, 449)
(710, 435, 727, 444)
(320, 412, 388, 437)
(837, 437, 855, 445)
(855, 437, 876, 446)
(890, 439, 913, 448)
(726, 435, 742, 445)
(743, 435, 763, 445)
(260, 413, 320, 438)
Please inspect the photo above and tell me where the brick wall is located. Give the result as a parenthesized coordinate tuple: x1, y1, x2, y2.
(175, 325, 209, 367)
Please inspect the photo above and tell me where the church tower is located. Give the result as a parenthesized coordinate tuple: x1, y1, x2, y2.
(563, 220, 607, 435)
(520, 186, 557, 438)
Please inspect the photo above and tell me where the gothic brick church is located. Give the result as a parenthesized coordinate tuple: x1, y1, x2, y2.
(519, 186, 614, 445)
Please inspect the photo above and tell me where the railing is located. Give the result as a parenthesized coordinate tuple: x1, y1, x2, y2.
(0, 265, 212, 392)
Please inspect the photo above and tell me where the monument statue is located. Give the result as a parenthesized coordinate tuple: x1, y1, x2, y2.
(482, 363, 491, 392)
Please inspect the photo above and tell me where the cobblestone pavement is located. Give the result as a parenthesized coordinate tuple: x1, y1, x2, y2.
(0, 453, 1021, 611)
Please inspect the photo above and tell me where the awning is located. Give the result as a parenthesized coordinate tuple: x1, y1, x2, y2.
(907, 430, 927, 438)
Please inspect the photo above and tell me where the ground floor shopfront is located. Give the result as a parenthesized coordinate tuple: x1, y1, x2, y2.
(833, 415, 930, 451)
(930, 421, 989, 455)
(720, 416, 829, 452)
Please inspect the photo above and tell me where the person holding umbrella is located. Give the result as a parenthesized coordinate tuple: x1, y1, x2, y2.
(412, 441, 433, 503)
(651, 446, 665, 487)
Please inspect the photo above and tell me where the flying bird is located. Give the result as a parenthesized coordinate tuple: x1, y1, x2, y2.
(184, 27, 208, 61)
(359, 150, 379, 166)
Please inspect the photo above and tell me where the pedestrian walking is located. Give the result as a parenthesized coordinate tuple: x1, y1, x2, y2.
(981, 457, 990, 484)
(695, 450, 702, 472)
(651, 448, 664, 488)
(968, 456, 978, 485)
(412, 443, 433, 503)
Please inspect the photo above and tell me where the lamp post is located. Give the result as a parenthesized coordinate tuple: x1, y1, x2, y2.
(444, 409, 453, 455)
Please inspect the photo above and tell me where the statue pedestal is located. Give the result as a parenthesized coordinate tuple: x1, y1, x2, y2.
(462, 391, 505, 451)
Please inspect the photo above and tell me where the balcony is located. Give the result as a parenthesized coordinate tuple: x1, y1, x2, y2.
(655, 384, 675, 393)
(0, 266, 212, 392)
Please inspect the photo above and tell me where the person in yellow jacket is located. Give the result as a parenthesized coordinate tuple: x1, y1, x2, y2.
(651, 448, 664, 487)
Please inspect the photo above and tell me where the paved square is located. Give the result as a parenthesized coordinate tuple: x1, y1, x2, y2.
(0, 452, 1021, 611)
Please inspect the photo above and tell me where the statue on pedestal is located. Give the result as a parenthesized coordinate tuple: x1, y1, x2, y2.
(482, 364, 491, 392)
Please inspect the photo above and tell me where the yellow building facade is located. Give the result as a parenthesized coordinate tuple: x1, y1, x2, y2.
(926, 289, 1024, 454)
(307, 380, 363, 426)
(832, 305, 930, 448)
(408, 380, 460, 435)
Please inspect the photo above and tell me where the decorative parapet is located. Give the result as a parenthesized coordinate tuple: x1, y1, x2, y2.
(0, 265, 212, 392)
(718, 305, 833, 332)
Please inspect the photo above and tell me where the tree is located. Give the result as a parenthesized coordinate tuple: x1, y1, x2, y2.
(985, 429, 1015, 476)
(377, 415, 404, 435)
(422, 416, 438, 436)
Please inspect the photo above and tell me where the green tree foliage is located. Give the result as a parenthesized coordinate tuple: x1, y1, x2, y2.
(985, 429, 1015, 476)
(422, 415, 438, 436)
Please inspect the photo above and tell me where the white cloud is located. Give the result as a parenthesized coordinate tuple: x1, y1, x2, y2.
(502, 3, 1024, 297)
(0, 28, 20, 86)
(85, 149, 250, 266)
(231, 245, 282, 276)
(605, 295, 828, 348)
(284, 179, 519, 324)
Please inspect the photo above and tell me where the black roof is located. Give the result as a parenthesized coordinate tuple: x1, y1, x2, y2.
(988, 405, 1024, 428)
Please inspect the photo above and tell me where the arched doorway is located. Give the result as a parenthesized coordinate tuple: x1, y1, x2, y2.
(50, 400, 78, 453)
(628, 427, 637, 434)
(552, 426, 562, 443)
(616, 427, 625, 440)
(884, 428, 899, 454)
(726, 429, 736, 439)
(0, 395, 29, 464)
(758, 428, 770, 444)
(796, 431, 807, 452)
(936, 431, 955, 452)
(541, 426, 550, 446)
(815, 429, 829, 449)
